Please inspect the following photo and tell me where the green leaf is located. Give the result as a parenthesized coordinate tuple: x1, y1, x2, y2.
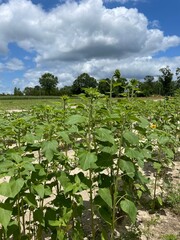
(158, 136, 170, 145)
(120, 199, 137, 223)
(0, 202, 12, 230)
(0, 178, 24, 198)
(95, 128, 114, 144)
(138, 117, 149, 129)
(42, 140, 58, 161)
(33, 184, 45, 199)
(66, 114, 86, 125)
(11, 153, 22, 163)
(99, 206, 112, 225)
(163, 147, 174, 159)
(123, 131, 139, 146)
(99, 188, 112, 208)
(157, 196, 163, 206)
(78, 151, 97, 170)
(24, 133, 37, 144)
(125, 148, 142, 160)
(153, 162, 161, 172)
(10, 178, 24, 198)
(24, 193, 37, 207)
(59, 172, 74, 194)
(119, 160, 135, 178)
(33, 208, 45, 226)
(0, 182, 11, 197)
(58, 131, 71, 144)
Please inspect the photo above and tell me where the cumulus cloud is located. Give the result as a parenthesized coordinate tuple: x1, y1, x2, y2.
(0, 0, 180, 91)
(0, 58, 24, 71)
(0, 0, 179, 61)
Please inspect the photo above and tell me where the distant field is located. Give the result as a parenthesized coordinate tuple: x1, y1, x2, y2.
(0, 96, 62, 111)
(0, 95, 164, 111)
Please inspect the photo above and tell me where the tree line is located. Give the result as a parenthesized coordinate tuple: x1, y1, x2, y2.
(13, 66, 180, 97)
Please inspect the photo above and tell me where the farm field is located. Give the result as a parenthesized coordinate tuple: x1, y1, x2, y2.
(0, 97, 62, 111)
(0, 93, 179, 239)
(0, 96, 164, 111)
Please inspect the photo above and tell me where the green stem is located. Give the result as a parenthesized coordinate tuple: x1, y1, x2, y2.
(89, 170, 95, 240)
(110, 77, 113, 112)
(21, 199, 26, 235)
(111, 122, 124, 239)
(152, 172, 158, 212)
(87, 96, 96, 239)
(17, 194, 21, 240)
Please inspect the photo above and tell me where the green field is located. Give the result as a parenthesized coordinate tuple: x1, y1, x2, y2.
(0, 95, 164, 111)
(0, 94, 179, 239)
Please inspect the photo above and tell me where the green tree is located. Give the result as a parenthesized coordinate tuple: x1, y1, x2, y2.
(140, 75, 155, 96)
(176, 67, 180, 80)
(72, 73, 97, 94)
(126, 79, 140, 98)
(23, 87, 34, 96)
(98, 78, 110, 95)
(159, 66, 173, 96)
(175, 67, 180, 89)
(14, 87, 23, 96)
(39, 73, 58, 95)
(59, 86, 72, 96)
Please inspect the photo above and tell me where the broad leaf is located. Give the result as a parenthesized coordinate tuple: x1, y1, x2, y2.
(24, 193, 37, 207)
(42, 140, 58, 161)
(0, 202, 12, 230)
(58, 131, 71, 144)
(119, 160, 135, 178)
(59, 172, 74, 194)
(66, 114, 86, 125)
(123, 131, 139, 146)
(120, 199, 137, 223)
(138, 117, 149, 129)
(78, 151, 97, 170)
(99, 206, 112, 225)
(0, 178, 24, 198)
(95, 128, 114, 144)
(99, 188, 112, 208)
(33, 184, 45, 199)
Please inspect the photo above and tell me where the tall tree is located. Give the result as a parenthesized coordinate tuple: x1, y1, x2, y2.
(14, 87, 23, 96)
(39, 73, 58, 95)
(98, 78, 110, 95)
(176, 67, 180, 81)
(159, 66, 173, 96)
(176, 67, 180, 88)
(72, 73, 97, 94)
(112, 69, 127, 97)
(140, 75, 155, 96)
(126, 79, 140, 98)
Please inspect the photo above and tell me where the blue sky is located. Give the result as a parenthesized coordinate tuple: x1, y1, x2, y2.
(0, 0, 180, 93)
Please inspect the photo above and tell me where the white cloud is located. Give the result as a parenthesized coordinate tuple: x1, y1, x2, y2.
(0, 0, 179, 62)
(0, 0, 179, 91)
(0, 58, 24, 71)
(5, 58, 24, 71)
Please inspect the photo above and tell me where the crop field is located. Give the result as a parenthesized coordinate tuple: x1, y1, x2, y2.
(0, 97, 62, 111)
(0, 92, 179, 239)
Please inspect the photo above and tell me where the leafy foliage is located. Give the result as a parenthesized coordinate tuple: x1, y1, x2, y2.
(0, 93, 179, 239)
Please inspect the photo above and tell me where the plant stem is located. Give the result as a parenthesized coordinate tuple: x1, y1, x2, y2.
(21, 199, 26, 235)
(89, 170, 95, 240)
(152, 171, 158, 211)
(110, 77, 113, 112)
(17, 194, 21, 240)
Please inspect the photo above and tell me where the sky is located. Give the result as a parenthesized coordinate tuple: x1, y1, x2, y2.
(0, 0, 180, 93)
